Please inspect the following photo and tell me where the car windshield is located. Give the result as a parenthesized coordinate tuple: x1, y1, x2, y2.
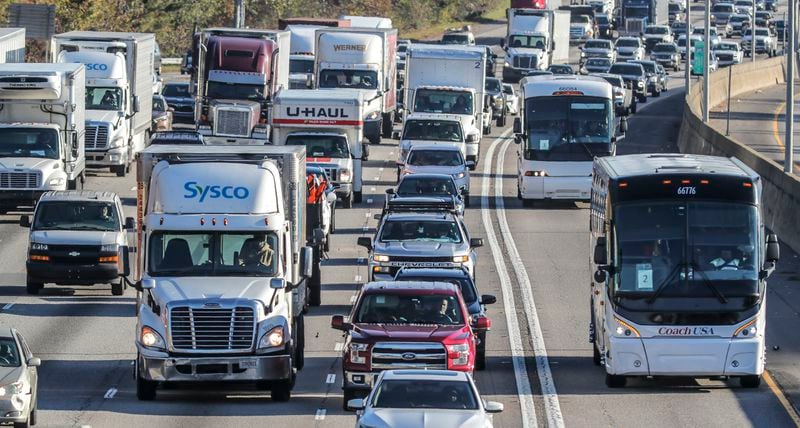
(585, 40, 612, 49)
(599, 75, 623, 87)
(596, 15, 609, 24)
(153, 96, 166, 112)
(549, 65, 573, 74)
(206, 81, 264, 100)
(442, 34, 470, 44)
(396, 275, 478, 303)
(286, 134, 350, 158)
(355, 294, 465, 325)
(397, 176, 458, 196)
(587, 58, 611, 66)
(730, 15, 749, 22)
(645, 26, 669, 35)
(414, 89, 473, 115)
(524, 95, 614, 161)
(669, 3, 680, 12)
(318, 69, 378, 89)
(163, 84, 190, 97)
(33, 201, 119, 231)
(0, 128, 59, 159)
(148, 232, 280, 276)
(503, 84, 514, 95)
(371, 380, 478, 409)
(508, 35, 547, 49)
(485, 78, 502, 93)
(713, 4, 734, 12)
(614, 202, 759, 303)
(715, 43, 739, 51)
(571, 14, 591, 23)
(608, 63, 644, 76)
(616, 39, 640, 47)
(653, 44, 677, 52)
(407, 149, 464, 167)
(0, 338, 20, 367)
(403, 120, 463, 142)
(289, 58, 314, 74)
(632, 62, 656, 73)
(86, 86, 123, 111)
(379, 219, 463, 243)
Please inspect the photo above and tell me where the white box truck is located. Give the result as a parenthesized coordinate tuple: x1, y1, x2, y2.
(403, 44, 488, 165)
(0, 28, 25, 63)
(315, 27, 397, 144)
(0, 63, 86, 209)
(133, 144, 314, 402)
(51, 31, 155, 177)
(501, 9, 571, 81)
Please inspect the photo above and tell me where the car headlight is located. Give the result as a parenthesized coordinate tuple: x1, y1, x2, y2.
(581, 51, 586, 57)
(454, 172, 466, 179)
(349, 342, 369, 364)
(257, 325, 285, 349)
(100, 244, 119, 253)
(339, 168, 352, 182)
(637, 81, 644, 88)
(612, 316, 640, 338)
(373, 254, 390, 262)
(47, 177, 65, 186)
(365, 110, 380, 121)
(140, 326, 166, 350)
(30, 242, 48, 251)
(0, 381, 23, 397)
(494, 97, 504, 106)
(453, 255, 469, 263)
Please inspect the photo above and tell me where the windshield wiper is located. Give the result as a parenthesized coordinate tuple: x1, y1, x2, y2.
(689, 261, 729, 304)
(646, 262, 686, 304)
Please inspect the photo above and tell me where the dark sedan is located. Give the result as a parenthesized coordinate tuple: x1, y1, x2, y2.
(161, 82, 194, 123)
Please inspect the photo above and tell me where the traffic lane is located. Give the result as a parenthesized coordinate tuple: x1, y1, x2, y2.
(496, 92, 796, 426)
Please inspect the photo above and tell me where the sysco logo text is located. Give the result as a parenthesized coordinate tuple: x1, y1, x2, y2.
(85, 63, 109, 71)
(183, 181, 250, 202)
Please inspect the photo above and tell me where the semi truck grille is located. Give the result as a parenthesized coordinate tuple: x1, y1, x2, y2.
(214, 109, 251, 137)
(170, 306, 255, 351)
(371, 342, 447, 370)
(85, 124, 109, 150)
(0, 172, 40, 189)
(513, 56, 536, 69)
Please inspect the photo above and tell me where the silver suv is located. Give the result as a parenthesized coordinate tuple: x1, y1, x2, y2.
(358, 211, 482, 281)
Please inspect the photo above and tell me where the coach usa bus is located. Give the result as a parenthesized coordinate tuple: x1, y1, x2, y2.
(589, 154, 780, 388)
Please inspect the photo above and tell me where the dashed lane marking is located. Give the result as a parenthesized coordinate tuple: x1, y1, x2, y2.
(354, 275, 362, 283)
(326, 374, 336, 384)
(315, 409, 326, 420)
(103, 388, 117, 399)
(334, 342, 344, 352)
(2, 303, 13, 311)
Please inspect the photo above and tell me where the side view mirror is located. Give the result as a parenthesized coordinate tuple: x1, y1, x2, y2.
(385, 188, 395, 195)
(331, 314, 352, 331)
(500, 39, 505, 48)
(466, 160, 476, 169)
(357, 237, 372, 251)
(27, 357, 41, 367)
(326, 192, 337, 203)
(124, 216, 135, 230)
(300, 246, 314, 278)
(120, 246, 131, 277)
(766, 233, 780, 262)
(481, 294, 497, 305)
(346, 398, 365, 411)
(470, 238, 484, 248)
(133, 95, 141, 113)
(492, 53, 498, 59)
(484, 401, 504, 413)
(473, 316, 491, 330)
(594, 269, 608, 283)
(168, 107, 175, 112)
(619, 117, 628, 134)
(373, 213, 382, 220)
(392, 130, 401, 139)
(70, 131, 79, 158)
(362, 143, 370, 160)
(312, 228, 325, 247)
(306, 74, 314, 89)
(270, 278, 287, 289)
(513, 117, 522, 134)
(19, 215, 30, 228)
(140, 278, 156, 291)
(594, 237, 608, 265)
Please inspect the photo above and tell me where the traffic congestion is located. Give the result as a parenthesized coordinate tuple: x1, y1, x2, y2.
(0, 0, 795, 426)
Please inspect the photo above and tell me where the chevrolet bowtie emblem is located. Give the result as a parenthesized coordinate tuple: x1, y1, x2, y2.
(68, 251, 80, 257)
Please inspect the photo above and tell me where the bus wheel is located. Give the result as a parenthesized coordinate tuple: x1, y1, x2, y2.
(740, 375, 761, 388)
(605, 373, 626, 388)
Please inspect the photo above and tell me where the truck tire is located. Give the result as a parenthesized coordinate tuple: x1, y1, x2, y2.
(369, 124, 382, 145)
(342, 389, 357, 411)
(605, 373, 626, 388)
(342, 194, 353, 209)
(353, 191, 362, 204)
(113, 164, 126, 177)
(270, 379, 292, 402)
(741, 375, 761, 388)
(14, 415, 30, 428)
(310, 254, 321, 307)
(630, 100, 637, 114)
(25, 276, 43, 295)
(475, 331, 487, 371)
(136, 366, 157, 401)
(111, 279, 125, 296)
(382, 113, 394, 138)
(463, 192, 470, 208)
(294, 315, 305, 370)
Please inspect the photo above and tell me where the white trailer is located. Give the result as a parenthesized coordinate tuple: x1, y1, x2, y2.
(404, 44, 487, 165)
(0, 28, 25, 63)
(0, 63, 86, 209)
(287, 25, 321, 89)
(51, 31, 155, 177)
(272, 89, 366, 208)
(315, 27, 398, 144)
(134, 144, 314, 401)
(502, 9, 571, 81)
(339, 15, 393, 29)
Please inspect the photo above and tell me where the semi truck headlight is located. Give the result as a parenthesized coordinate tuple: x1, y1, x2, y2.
(109, 136, 125, 148)
(47, 177, 64, 186)
(140, 326, 166, 349)
(504, 60, 511, 67)
(258, 326, 284, 348)
(339, 168, 352, 182)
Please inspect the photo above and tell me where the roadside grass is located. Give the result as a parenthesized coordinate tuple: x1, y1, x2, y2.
(402, 2, 507, 40)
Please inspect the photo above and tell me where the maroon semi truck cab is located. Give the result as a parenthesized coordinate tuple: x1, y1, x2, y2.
(331, 281, 490, 405)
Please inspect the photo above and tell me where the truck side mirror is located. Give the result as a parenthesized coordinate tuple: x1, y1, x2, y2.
(481, 294, 497, 305)
(385, 188, 395, 195)
(470, 238, 483, 248)
(120, 246, 131, 277)
(133, 95, 141, 113)
(619, 117, 628, 134)
(513, 117, 522, 134)
(140, 278, 156, 290)
(312, 228, 325, 247)
(357, 237, 372, 251)
(593, 237, 608, 265)
(384, 76, 391, 89)
(466, 134, 477, 143)
(392, 130, 401, 139)
(19, 215, 30, 228)
(500, 39, 505, 48)
(362, 143, 370, 160)
(270, 278, 287, 289)
(766, 233, 780, 262)
(306, 74, 314, 89)
(300, 246, 314, 278)
(70, 131, 79, 158)
(124, 217, 135, 230)
(331, 314, 352, 331)
(346, 398, 365, 411)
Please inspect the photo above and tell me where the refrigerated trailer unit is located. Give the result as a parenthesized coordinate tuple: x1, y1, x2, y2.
(0, 28, 25, 63)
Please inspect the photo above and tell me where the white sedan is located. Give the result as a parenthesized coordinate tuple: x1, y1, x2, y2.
(502, 83, 519, 115)
(348, 369, 504, 428)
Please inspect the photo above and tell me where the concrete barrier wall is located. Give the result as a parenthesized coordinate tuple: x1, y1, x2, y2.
(677, 57, 800, 251)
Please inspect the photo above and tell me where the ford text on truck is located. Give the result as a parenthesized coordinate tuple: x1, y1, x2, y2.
(314, 27, 398, 144)
(192, 28, 290, 141)
(272, 89, 366, 208)
(279, 19, 351, 90)
(0, 63, 86, 210)
(133, 145, 314, 402)
(0, 28, 25, 63)
(403, 44, 487, 165)
(51, 31, 155, 177)
(502, 8, 571, 82)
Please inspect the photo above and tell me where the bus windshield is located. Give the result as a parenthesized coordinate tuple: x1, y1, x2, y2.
(524, 96, 614, 161)
(613, 202, 759, 303)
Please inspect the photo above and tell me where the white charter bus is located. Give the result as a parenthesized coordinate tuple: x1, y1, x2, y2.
(513, 75, 623, 206)
(589, 154, 780, 388)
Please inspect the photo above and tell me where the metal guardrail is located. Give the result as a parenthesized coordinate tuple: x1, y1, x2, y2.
(162, 57, 182, 65)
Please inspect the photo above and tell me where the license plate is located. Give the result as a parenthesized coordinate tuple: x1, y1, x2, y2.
(239, 359, 257, 369)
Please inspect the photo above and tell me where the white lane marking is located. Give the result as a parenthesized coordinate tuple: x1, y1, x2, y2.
(315, 409, 327, 420)
(103, 388, 117, 399)
(364, 212, 371, 218)
(357, 257, 365, 264)
(370, 187, 377, 192)
(367, 198, 373, 204)
(355, 275, 362, 283)
(334, 342, 344, 352)
(2, 303, 13, 311)
(129, 186, 136, 191)
(496, 138, 564, 427)
(326, 373, 336, 384)
(479, 128, 536, 428)
(362, 226, 369, 233)
(389, 151, 394, 156)
(350, 295, 357, 303)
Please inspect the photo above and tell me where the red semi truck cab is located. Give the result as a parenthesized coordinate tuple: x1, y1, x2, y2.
(511, 0, 547, 8)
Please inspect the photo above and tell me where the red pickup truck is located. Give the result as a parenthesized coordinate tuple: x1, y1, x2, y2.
(331, 281, 490, 409)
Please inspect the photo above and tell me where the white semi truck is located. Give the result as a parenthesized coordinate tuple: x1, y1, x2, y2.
(315, 27, 397, 144)
(272, 89, 366, 208)
(0, 28, 25, 63)
(339, 15, 393, 29)
(51, 31, 155, 177)
(133, 144, 314, 402)
(403, 44, 488, 165)
(0, 63, 86, 209)
(501, 8, 571, 81)
(287, 25, 321, 89)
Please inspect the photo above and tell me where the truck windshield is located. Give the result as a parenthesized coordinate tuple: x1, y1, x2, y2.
(371, 380, 477, 409)
(508, 35, 547, 49)
(407, 149, 464, 167)
(86, 87, 124, 111)
(442, 34, 470, 45)
(149, 232, 279, 276)
(414, 89, 473, 115)
(33, 201, 119, 231)
(286, 134, 350, 158)
(616, 38, 640, 48)
(380, 219, 462, 243)
(206, 82, 264, 100)
(289, 58, 314, 74)
(355, 293, 465, 325)
(403, 120, 463, 142)
(524, 96, 614, 161)
(653, 44, 677, 53)
(397, 175, 458, 196)
(613, 202, 759, 303)
(585, 40, 612, 49)
(625, 7, 650, 18)
(318, 69, 378, 89)
(571, 15, 591, 24)
(645, 27, 670, 35)
(0, 128, 59, 159)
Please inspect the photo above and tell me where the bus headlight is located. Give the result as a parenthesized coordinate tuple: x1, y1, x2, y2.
(734, 318, 758, 338)
(524, 170, 547, 177)
(612, 316, 640, 338)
